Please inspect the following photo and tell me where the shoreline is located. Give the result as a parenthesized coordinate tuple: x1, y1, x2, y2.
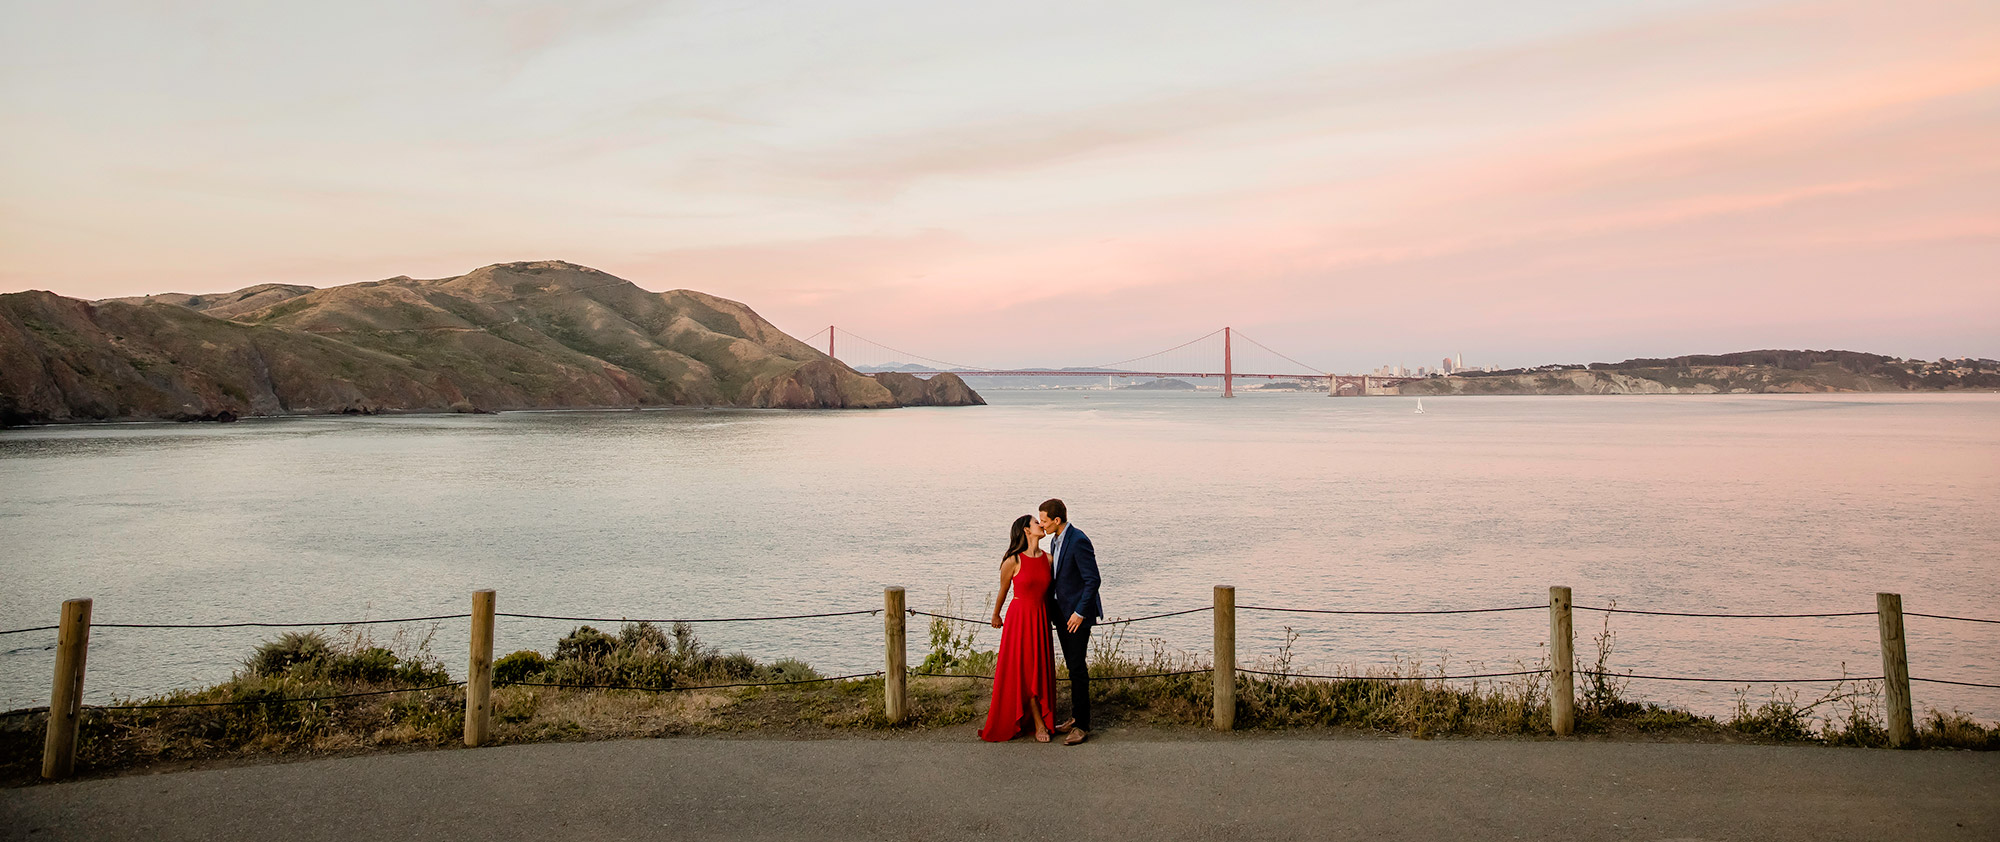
(6, 388, 1995, 430)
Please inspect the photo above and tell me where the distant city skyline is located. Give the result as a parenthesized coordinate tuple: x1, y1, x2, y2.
(3, 0, 1995, 373)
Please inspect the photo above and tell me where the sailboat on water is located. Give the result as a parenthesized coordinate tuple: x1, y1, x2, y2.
(1415, 398, 1426, 414)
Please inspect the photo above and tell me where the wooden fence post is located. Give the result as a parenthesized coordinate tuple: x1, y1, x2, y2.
(1214, 585, 1235, 731)
(1550, 586, 1574, 736)
(465, 589, 495, 747)
(1877, 592, 1915, 747)
(884, 587, 907, 724)
(42, 598, 92, 780)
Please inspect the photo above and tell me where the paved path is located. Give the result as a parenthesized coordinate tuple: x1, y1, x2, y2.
(4, 736, 1996, 841)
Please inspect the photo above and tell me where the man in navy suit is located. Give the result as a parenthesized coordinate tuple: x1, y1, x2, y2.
(1037, 498, 1102, 745)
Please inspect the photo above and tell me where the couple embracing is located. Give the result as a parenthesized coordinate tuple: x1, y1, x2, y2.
(979, 498, 1102, 745)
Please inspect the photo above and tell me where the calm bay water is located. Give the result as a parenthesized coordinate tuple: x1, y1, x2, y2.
(3, 391, 1996, 719)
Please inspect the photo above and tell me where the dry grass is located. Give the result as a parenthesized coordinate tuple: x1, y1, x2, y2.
(4, 614, 1993, 784)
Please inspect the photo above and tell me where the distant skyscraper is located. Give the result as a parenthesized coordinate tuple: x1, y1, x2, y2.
(1442, 356, 1454, 374)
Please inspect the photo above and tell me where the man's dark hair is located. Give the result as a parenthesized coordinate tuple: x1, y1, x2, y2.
(1039, 498, 1067, 524)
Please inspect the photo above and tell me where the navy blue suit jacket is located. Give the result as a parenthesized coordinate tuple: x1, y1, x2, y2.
(1046, 526, 1104, 623)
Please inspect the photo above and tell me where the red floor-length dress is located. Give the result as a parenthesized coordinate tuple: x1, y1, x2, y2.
(979, 551, 1058, 742)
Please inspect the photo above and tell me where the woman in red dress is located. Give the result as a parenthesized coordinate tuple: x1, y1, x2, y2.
(979, 514, 1058, 742)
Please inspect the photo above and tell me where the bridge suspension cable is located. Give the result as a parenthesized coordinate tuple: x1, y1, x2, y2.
(1230, 329, 1328, 376)
(826, 327, 996, 372)
(1082, 328, 1226, 372)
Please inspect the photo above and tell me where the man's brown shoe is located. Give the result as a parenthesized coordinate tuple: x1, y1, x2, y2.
(1062, 728, 1088, 745)
(1052, 719, 1075, 735)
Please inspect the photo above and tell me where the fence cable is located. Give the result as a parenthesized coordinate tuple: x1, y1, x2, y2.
(501, 672, 882, 692)
(907, 608, 1209, 626)
(1906, 612, 2000, 625)
(1572, 606, 1872, 619)
(1910, 677, 2000, 689)
(907, 610, 992, 625)
(82, 682, 468, 711)
(1239, 604, 1542, 616)
(910, 669, 1209, 681)
(496, 609, 880, 624)
(13, 603, 1979, 636)
(1103, 608, 1213, 625)
(1239, 667, 1547, 681)
(94, 614, 471, 630)
(1577, 670, 1880, 684)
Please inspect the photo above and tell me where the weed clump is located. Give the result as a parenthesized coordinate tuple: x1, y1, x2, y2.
(917, 588, 997, 677)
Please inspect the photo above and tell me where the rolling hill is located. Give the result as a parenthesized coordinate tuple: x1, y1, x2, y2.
(0, 261, 981, 426)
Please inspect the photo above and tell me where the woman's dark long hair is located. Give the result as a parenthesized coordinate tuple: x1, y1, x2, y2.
(1003, 514, 1034, 560)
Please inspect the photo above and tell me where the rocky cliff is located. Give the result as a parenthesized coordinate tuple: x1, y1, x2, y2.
(0, 261, 982, 426)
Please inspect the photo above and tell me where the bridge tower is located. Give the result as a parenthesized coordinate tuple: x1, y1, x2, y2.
(1223, 327, 1234, 398)
(828, 325, 835, 359)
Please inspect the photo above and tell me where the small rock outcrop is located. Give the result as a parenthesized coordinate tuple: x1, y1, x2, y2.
(870, 372, 986, 406)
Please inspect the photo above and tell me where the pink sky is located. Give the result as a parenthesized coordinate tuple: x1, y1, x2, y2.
(1, 0, 1994, 371)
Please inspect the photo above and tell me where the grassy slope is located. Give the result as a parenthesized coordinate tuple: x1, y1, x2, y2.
(2, 260, 916, 424)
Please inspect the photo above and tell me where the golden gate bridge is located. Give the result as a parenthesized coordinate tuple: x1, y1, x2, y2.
(798, 326, 1423, 397)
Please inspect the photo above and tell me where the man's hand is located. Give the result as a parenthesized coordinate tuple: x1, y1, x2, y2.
(1067, 613, 1084, 633)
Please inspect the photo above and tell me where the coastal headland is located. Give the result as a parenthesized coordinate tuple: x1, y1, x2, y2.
(1396, 351, 2000, 396)
(0, 260, 983, 427)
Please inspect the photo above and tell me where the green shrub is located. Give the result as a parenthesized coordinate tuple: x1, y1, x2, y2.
(755, 659, 823, 683)
(713, 652, 758, 680)
(494, 650, 549, 684)
(244, 631, 333, 677)
(536, 621, 771, 690)
(620, 621, 672, 652)
(555, 626, 618, 662)
(326, 646, 400, 683)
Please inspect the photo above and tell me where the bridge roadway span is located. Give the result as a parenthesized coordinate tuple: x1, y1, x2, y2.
(4, 735, 1994, 841)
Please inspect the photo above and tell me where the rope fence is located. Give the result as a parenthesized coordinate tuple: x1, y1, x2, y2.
(495, 609, 881, 624)
(1906, 612, 2000, 625)
(906, 606, 1212, 626)
(1573, 605, 1874, 619)
(911, 669, 1211, 682)
(10, 586, 1997, 778)
(500, 672, 883, 693)
(96, 614, 472, 629)
(1239, 667, 1547, 681)
(1240, 604, 1542, 616)
(6, 601, 1993, 637)
(88, 682, 468, 710)
(1910, 677, 2000, 689)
